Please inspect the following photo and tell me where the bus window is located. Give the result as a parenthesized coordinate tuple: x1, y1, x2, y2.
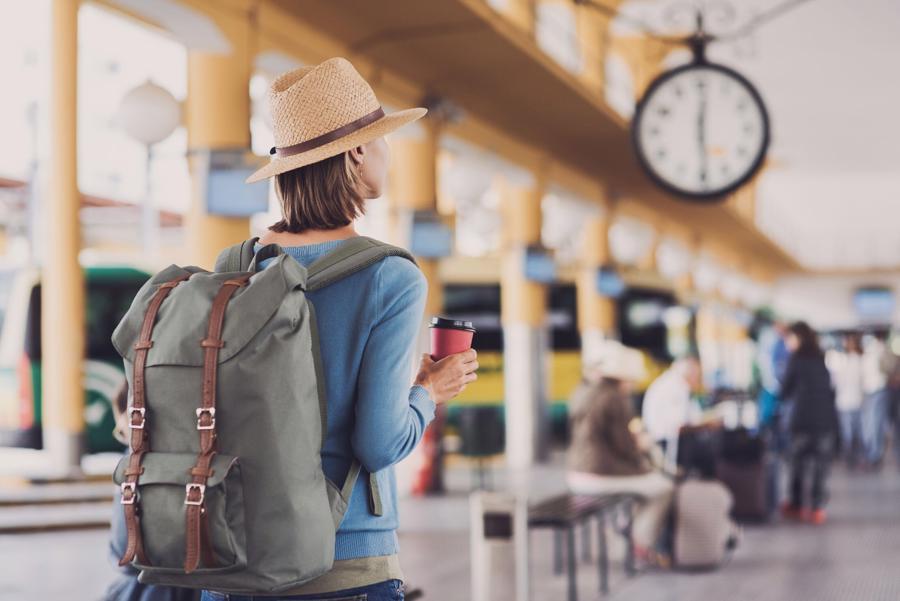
(86, 279, 145, 361)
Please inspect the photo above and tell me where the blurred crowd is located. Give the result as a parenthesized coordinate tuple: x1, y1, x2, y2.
(564, 320, 900, 568)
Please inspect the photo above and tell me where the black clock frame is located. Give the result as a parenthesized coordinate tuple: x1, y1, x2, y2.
(631, 60, 771, 203)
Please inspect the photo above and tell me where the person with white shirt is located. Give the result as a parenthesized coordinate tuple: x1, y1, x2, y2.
(827, 334, 866, 467)
(861, 334, 890, 467)
(641, 357, 703, 470)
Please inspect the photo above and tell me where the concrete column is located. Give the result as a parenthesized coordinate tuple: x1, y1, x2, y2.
(610, 34, 669, 99)
(387, 118, 443, 316)
(388, 118, 445, 494)
(185, 6, 252, 269)
(492, 0, 535, 34)
(638, 222, 660, 273)
(674, 235, 700, 306)
(576, 213, 617, 362)
(499, 173, 549, 470)
(575, 0, 618, 93)
(42, 0, 85, 474)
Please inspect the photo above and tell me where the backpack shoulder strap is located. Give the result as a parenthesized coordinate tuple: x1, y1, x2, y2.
(214, 237, 260, 273)
(306, 236, 417, 291)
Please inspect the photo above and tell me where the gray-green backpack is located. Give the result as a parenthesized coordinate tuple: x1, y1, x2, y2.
(111, 236, 416, 594)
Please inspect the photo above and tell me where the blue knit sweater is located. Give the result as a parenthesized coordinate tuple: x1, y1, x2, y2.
(259, 238, 435, 560)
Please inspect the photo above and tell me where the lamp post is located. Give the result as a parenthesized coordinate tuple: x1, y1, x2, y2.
(116, 80, 180, 255)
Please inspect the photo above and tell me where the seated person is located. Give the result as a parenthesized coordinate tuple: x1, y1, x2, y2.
(566, 341, 674, 563)
(641, 356, 703, 471)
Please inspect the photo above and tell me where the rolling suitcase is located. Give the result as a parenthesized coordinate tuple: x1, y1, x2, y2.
(716, 429, 779, 521)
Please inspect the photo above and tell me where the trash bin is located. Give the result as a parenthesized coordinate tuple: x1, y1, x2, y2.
(458, 406, 505, 489)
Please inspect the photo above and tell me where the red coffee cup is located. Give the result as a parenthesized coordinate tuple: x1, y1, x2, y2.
(429, 317, 476, 361)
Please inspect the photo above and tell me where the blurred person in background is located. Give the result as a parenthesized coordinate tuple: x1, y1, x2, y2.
(827, 333, 865, 468)
(861, 332, 890, 469)
(756, 318, 788, 428)
(566, 341, 674, 565)
(884, 338, 900, 468)
(780, 322, 840, 525)
(641, 356, 703, 470)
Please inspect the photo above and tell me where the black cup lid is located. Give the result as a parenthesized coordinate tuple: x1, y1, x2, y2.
(429, 316, 476, 332)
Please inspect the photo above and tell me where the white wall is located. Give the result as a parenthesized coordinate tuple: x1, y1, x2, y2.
(773, 272, 900, 330)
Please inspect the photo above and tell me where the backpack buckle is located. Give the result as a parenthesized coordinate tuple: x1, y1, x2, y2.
(128, 407, 146, 429)
(185, 484, 206, 506)
(195, 407, 216, 430)
(120, 482, 137, 504)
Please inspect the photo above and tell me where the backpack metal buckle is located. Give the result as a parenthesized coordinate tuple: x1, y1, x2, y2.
(120, 482, 137, 504)
(184, 483, 206, 506)
(195, 407, 216, 430)
(128, 407, 146, 429)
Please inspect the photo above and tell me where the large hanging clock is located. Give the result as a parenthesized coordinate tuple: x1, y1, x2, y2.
(632, 44, 770, 202)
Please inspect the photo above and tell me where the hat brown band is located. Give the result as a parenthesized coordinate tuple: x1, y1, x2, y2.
(269, 106, 386, 158)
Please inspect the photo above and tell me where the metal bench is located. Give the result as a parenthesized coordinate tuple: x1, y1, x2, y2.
(528, 493, 637, 601)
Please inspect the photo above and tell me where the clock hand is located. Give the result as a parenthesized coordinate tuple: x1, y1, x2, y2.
(697, 77, 708, 188)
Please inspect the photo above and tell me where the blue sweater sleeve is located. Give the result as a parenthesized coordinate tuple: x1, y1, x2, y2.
(351, 257, 436, 472)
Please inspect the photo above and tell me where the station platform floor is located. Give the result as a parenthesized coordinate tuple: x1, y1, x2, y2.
(1, 456, 899, 600)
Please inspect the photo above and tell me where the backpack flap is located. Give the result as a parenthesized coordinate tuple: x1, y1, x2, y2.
(111, 255, 307, 367)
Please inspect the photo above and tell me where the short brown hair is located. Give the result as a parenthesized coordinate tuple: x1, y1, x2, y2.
(270, 152, 366, 233)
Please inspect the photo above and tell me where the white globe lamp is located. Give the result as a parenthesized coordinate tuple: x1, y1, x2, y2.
(116, 81, 181, 255)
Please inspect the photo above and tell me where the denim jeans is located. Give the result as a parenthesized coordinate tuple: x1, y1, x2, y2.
(789, 433, 834, 510)
(862, 389, 888, 464)
(838, 408, 864, 465)
(200, 579, 403, 601)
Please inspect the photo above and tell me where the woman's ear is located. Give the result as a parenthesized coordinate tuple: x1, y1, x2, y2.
(348, 144, 365, 166)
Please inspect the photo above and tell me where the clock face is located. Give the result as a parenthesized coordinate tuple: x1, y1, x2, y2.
(632, 62, 770, 201)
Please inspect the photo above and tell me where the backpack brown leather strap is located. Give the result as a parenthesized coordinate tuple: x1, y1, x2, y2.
(184, 274, 251, 574)
(119, 273, 191, 567)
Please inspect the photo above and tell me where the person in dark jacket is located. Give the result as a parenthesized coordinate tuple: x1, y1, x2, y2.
(780, 321, 840, 525)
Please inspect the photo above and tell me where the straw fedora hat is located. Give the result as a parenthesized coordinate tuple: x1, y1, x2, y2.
(246, 57, 427, 183)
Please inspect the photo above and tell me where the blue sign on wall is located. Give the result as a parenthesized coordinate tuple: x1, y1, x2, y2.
(596, 265, 625, 298)
(524, 246, 557, 283)
(204, 149, 270, 217)
(410, 211, 453, 258)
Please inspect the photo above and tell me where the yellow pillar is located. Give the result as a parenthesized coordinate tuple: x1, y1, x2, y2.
(387, 118, 443, 316)
(576, 213, 616, 338)
(43, 0, 85, 472)
(500, 180, 546, 327)
(185, 5, 252, 269)
(638, 223, 659, 273)
(575, 0, 619, 93)
(494, 0, 536, 34)
(674, 235, 700, 304)
(577, 210, 621, 380)
(499, 172, 549, 469)
(610, 34, 669, 99)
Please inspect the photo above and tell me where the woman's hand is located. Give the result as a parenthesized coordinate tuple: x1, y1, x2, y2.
(414, 349, 479, 404)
